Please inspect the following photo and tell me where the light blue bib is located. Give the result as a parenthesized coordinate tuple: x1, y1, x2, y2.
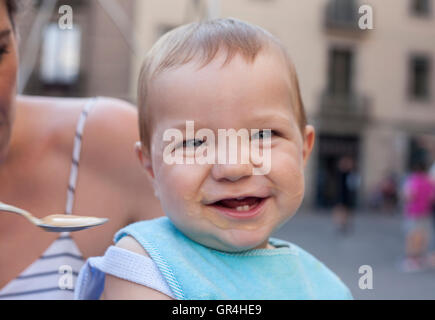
(114, 217, 352, 300)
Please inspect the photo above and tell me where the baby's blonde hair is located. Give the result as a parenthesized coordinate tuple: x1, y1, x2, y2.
(138, 18, 307, 149)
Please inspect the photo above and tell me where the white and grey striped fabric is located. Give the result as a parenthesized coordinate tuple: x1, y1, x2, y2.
(0, 235, 85, 300)
(65, 98, 96, 216)
(0, 98, 97, 300)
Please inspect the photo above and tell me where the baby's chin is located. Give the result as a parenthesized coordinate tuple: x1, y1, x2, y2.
(192, 225, 274, 253)
(169, 213, 277, 252)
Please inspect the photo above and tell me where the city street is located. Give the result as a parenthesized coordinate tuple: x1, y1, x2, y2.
(273, 210, 435, 300)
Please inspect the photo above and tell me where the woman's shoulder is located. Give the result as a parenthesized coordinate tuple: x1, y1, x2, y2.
(17, 95, 137, 142)
(17, 95, 141, 175)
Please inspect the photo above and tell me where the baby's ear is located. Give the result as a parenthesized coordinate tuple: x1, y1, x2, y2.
(135, 141, 155, 180)
(302, 125, 315, 167)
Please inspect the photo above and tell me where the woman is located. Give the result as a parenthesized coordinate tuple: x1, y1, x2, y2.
(401, 161, 434, 272)
(0, 0, 162, 299)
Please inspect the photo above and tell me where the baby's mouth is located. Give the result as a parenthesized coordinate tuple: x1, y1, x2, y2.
(214, 197, 261, 210)
(208, 196, 269, 218)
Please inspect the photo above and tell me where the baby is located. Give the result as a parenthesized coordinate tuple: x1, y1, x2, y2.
(75, 18, 352, 300)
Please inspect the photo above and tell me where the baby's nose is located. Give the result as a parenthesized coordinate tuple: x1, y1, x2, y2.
(211, 163, 253, 182)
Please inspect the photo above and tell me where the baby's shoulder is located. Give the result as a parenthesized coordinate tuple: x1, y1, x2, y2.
(115, 235, 150, 257)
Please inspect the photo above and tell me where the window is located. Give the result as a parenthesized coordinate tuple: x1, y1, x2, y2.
(328, 48, 353, 96)
(408, 137, 430, 170)
(326, 0, 359, 25)
(411, 0, 431, 16)
(40, 23, 82, 85)
(409, 56, 431, 100)
(35, 0, 88, 7)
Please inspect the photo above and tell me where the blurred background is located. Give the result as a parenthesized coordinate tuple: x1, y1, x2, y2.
(16, 0, 435, 299)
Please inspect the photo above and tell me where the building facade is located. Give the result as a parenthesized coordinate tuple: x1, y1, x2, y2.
(19, 0, 135, 101)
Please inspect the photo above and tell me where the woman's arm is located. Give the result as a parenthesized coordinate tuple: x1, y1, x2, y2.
(101, 236, 174, 300)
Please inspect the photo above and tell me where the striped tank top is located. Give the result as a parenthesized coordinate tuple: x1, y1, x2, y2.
(0, 98, 97, 300)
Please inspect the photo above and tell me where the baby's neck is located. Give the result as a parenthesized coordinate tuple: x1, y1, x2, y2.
(254, 240, 275, 250)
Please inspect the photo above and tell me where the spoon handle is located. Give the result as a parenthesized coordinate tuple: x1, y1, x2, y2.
(0, 201, 43, 225)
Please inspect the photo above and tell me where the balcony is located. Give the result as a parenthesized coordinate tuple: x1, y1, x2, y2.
(318, 91, 371, 129)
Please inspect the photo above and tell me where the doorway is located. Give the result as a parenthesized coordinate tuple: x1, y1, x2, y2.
(316, 134, 360, 209)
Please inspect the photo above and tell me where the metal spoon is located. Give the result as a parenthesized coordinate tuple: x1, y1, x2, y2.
(0, 201, 108, 232)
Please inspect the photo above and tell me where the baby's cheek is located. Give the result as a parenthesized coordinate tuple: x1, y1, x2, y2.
(270, 146, 304, 182)
(160, 164, 209, 204)
(270, 149, 305, 211)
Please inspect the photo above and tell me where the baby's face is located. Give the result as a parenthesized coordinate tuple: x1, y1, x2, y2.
(144, 50, 314, 252)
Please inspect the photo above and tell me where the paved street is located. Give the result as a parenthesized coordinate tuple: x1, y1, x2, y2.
(273, 210, 435, 300)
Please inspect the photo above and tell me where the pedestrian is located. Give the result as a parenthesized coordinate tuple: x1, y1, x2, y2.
(380, 173, 398, 214)
(428, 161, 435, 267)
(332, 156, 357, 235)
(400, 161, 435, 272)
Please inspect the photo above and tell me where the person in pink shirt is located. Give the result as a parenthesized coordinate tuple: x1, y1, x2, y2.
(401, 161, 435, 272)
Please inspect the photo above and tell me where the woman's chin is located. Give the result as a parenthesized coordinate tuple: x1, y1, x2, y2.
(0, 126, 11, 162)
(0, 144, 8, 164)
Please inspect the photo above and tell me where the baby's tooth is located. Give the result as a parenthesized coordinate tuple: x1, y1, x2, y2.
(235, 205, 251, 212)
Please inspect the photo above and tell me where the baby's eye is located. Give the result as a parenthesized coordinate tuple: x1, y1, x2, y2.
(251, 130, 274, 140)
(182, 139, 205, 148)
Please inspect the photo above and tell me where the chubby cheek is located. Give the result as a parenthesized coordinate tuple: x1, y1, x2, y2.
(269, 143, 305, 217)
(154, 161, 210, 216)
